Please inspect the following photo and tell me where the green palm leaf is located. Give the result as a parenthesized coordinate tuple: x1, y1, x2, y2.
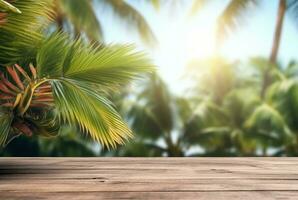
(99, 0, 157, 46)
(0, 113, 12, 147)
(245, 103, 293, 147)
(0, 0, 53, 65)
(57, 0, 103, 41)
(216, 0, 258, 42)
(37, 33, 154, 89)
(34, 32, 154, 148)
(51, 80, 132, 148)
(0, 0, 21, 13)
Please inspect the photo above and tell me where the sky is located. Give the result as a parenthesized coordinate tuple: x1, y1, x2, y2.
(97, 0, 298, 94)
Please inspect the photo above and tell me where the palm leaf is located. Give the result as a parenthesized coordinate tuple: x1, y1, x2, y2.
(51, 80, 132, 148)
(245, 103, 293, 147)
(129, 104, 164, 140)
(0, 0, 53, 65)
(37, 33, 154, 90)
(0, 112, 12, 147)
(216, 0, 258, 43)
(267, 79, 298, 132)
(0, 0, 21, 13)
(99, 0, 157, 46)
(57, 0, 103, 42)
(35, 33, 154, 148)
(288, 0, 298, 26)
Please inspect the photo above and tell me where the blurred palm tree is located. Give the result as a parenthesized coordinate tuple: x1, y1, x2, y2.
(53, 0, 158, 45)
(264, 60, 298, 155)
(184, 58, 258, 156)
(190, 0, 298, 96)
(190, 0, 286, 61)
(103, 74, 193, 156)
(186, 56, 298, 156)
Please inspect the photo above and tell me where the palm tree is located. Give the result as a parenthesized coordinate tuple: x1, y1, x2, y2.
(190, 0, 294, 96)
(186, 56, 298, 156)
(184, 57, 259, 156)
(53, 0, 158, 45)
(263, 60, 298, 155)
(0, 0, 153, 148)
(104, 74, 191, 157)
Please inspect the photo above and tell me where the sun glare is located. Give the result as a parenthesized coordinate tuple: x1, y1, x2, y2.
(153, 18, 216, 93)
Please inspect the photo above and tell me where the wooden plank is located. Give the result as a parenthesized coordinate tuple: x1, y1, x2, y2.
(1, 191, 298, 200)
(0, 158, 298, 199)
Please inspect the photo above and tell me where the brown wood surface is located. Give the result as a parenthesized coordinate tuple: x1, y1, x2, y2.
(0, 158, 298, 199)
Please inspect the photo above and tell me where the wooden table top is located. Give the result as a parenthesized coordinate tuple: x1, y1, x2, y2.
(0, 157, 298, 199)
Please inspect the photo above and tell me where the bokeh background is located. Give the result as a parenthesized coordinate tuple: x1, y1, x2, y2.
(2, 0, 298, 157)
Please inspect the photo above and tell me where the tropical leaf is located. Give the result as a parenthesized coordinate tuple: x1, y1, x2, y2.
(37, 33, 154, 90)
(288, 0, 298, 26)
(216, 0, 258, 43)
(267, 79, 298, 132)
(99, 0, 157, 46)
(129, 104, 163, 140)
(245, 103, 293, 147)
(138, 74, 173, 132)
(128, 74, 173, 140)
(0, 0, 21, 13)
(1, 31, 153, 148)
(0, 0, 53, 65)
(223, 88, 261, 127)
(0, 112, 12, 147)
(57, 0, 103, 41)
(51, 80, 133, 148)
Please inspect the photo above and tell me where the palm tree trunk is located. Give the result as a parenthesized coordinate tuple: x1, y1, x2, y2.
(261, 0, 286, 97)
(269, 0, 286, 63)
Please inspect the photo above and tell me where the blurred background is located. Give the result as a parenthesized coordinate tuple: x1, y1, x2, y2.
(2, 0, 298, 157)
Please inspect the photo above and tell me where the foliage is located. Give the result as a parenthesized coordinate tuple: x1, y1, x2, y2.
(2, 0, 298, 157)
(53, 0, 157, 45)
(0, 0, 153, 149)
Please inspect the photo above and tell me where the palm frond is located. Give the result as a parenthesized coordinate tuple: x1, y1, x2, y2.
(51, 80, 132, 148)
(0, 0, 21, 13)
(57, 0, 103, 42)
(267, 79, 298, 132)
(129, 104, 163, 140)
(0, 0, 53, 65)
(37, 33, 154, 89)
(138, 74, 173, 132)
(245, 103, 293, 146)
(288, 0, 298, 26)
(99, 0, 157, 46)
(216, 0, 258, 43)
(0, 112, 12, 147)
(128, 74, 173, 140)
(1, 32, 153, 148)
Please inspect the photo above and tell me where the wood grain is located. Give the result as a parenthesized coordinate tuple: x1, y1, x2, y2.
(0, 158, 297, 199)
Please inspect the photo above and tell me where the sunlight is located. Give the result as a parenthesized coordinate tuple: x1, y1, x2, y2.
(185, 26, 216, 59)
(153, 18, 216, 93)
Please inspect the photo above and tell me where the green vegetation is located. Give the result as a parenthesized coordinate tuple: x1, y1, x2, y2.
(0, 0, 153, 149)
(1, 0, 298, 157)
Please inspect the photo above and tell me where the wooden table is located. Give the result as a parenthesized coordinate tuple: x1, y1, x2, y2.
(0, 158, 297, 199)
